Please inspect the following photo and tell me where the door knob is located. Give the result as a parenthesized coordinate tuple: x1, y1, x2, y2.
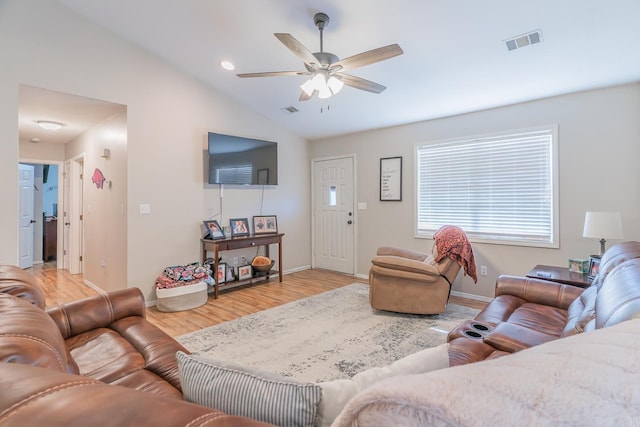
(65, 222, 70, 226)
(347, 220, 353, 225)
(30, 220, 36, 224)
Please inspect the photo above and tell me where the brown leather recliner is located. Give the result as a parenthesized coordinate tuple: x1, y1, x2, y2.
(0, 265, 271, 427)
(369, 246, 461, 314)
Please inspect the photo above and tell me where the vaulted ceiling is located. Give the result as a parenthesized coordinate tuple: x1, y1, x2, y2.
(38, 1, 640, 141)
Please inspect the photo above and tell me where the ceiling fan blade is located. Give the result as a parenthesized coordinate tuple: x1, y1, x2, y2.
(237, 70, 308, 78)
(274, 33, 319, 66)
(298, 90, 314, 102)
(337, 73, 387, 94)
(332, 44, 403, 71)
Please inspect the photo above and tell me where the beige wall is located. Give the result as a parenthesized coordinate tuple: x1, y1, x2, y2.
(311, 83, 640, 298)
(1, 0, 311, 301)
(65, 110, 128, 292)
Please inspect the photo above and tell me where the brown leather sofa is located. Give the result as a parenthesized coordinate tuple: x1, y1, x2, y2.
(447, 241, 640, 366)
(0, 265, 271, 427)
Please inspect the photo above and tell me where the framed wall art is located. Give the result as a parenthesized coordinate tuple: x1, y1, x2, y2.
(253, 215, 278, 234)
(380, 156, 402, 201)
(230, 218, 250, 237)
(203, 220, 225, 240)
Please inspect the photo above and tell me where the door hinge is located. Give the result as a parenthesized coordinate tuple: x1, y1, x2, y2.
(80, 173, 83, 180)
(79, 256, 83, 262)
(80, 214, 83, 221)
(63, 250, 67, 255)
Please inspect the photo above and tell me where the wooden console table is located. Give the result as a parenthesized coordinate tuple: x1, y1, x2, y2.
(200, 233, 284, 298)
(526, 264, 592, 288)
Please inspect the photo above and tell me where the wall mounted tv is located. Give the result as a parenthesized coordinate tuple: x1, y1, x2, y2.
(207, 132, 278, 185)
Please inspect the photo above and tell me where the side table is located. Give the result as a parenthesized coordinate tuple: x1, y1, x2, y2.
(526, 264, 592, 288)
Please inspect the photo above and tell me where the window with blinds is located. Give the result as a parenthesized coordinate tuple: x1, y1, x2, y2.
(415, 126, 558, 247)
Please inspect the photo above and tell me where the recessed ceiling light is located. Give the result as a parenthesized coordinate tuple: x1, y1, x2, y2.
(36, 120, 64, 131)
(220, 60, 235, 71)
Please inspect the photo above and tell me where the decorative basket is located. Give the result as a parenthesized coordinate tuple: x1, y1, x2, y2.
(252, 259, 275, 273)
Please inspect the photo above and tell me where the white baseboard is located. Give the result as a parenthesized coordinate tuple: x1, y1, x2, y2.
(82, 279, 107, 295)
(355, 272, 368, 280)
(450, 290, 493, 303)
(283, 265, 311, 275)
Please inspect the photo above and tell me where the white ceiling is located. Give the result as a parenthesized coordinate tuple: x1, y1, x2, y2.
(28, 0, 640, 142)
(19, 85, 123, 145)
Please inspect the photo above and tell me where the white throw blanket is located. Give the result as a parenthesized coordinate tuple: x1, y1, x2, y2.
(333, 319, 640, 427)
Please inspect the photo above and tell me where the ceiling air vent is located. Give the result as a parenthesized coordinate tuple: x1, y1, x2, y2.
(505, 29, 543, 51)
(281, 106, 299, 114)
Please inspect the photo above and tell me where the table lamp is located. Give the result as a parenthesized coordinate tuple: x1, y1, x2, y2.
(583, 211, 624, 256)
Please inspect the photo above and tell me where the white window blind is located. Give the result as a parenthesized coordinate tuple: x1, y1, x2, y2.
(416, 127, 557, 246)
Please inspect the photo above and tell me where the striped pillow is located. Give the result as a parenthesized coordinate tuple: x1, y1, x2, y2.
(177, 351, 321, 427)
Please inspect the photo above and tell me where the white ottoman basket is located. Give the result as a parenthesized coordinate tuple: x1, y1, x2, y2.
(156, 281, 208, 312)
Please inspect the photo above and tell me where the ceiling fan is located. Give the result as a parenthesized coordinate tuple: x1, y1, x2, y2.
(237, 12, 404, 101)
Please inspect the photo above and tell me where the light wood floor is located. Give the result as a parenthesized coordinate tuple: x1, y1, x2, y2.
(29, 262, 486, 337)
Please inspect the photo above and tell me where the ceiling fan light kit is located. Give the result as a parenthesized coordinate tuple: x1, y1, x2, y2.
(237, 12, 403, 101)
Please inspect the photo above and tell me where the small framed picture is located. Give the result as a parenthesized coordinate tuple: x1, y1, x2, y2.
(238, 264, 252, 281)
(230, 218, 250, 237)
(588, 255, 601, 280)
(253, 215, 278, 234)
(225, 264, 236, 282)
(203, 220, 225, 240)
(217, 262, 227, 283)
(568, 258, 589, 274)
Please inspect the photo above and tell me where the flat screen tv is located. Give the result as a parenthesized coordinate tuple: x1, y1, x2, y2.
(207, 132, 278, 185)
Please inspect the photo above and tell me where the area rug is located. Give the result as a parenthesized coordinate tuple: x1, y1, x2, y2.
(176, 283, 480, 383)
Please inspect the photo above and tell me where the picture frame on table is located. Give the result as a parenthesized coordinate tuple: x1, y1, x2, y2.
(253, 215, 278, 234)
(588, 255, 601, 280)
(230, 218, 250, 237)
(237, 264, 252, 281)
(203, 220, 225, 240)
(225, 264, 236, 282)
(568, 258, 589, 274)
(217, 262, 227, 283)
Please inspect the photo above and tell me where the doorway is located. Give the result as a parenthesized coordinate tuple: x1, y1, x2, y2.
(18, 161, 62, 268)
(311, 156, 356, 274)
(18, 84, 124, 278)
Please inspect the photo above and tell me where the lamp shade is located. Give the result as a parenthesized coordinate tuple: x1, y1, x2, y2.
(583, 212, 624, 239)
(583, 211, 624, 255)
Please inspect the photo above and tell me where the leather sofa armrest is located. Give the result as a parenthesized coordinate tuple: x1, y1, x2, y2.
(495, 275, 583, 309)
(46, 288, 146, 339)
(371, 255, 440, 276)
(0, 363, 274, 427)
(483, 322, 558, 353)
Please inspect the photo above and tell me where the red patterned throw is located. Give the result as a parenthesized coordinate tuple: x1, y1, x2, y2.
(434, 225, 477, 283)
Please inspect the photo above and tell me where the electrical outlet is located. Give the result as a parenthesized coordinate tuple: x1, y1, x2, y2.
(480, 266, 488, 276)
(139, 203, 151, 214)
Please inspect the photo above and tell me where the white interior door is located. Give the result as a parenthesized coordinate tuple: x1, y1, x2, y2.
(18, 164, 35, 269)
(63, 160, 71, 270)
(69, 157, 84, 274)
(312, 156, 355, 274)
